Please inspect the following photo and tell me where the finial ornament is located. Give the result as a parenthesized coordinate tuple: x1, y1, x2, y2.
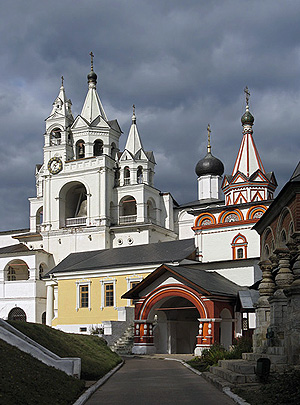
(244, 86, 250, 108)
(90, 51, 94, 71)
(61, 76, 64, 86)
(207, 124, 211, 153)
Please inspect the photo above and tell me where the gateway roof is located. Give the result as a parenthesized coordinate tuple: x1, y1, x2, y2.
(123, 263, 242, 299)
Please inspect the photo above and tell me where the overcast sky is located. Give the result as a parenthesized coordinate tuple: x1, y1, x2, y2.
(0, 0, 299, 231)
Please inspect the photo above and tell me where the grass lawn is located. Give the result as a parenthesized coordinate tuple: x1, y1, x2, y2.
(0, 321, 122, 404)
(8, 321, 122, 380)
(0, 339, 85, 405)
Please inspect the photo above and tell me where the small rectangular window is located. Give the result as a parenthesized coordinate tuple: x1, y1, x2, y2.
(105, 283, 114, 307)
(79, 285, 89, 308)
(130, 282, 139, 306)
(80, 327, 87, 332)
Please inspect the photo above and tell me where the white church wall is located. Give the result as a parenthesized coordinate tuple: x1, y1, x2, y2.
(177, 210, 194, 240)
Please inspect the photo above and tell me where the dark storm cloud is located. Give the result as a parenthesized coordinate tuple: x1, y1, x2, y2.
(0, 0, 299, 230)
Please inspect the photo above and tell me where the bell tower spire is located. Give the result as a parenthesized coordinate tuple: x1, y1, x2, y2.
(222, 87, 277, 205)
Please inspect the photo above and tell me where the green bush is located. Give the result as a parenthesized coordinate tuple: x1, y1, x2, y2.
(188, 336, 253, 372)
(225, 336, 253, 360)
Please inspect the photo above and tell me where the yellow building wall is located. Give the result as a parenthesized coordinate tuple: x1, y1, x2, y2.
(52, 273, 149, 326)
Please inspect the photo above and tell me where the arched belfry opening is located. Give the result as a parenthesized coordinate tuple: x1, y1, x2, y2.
(5, 260, 29, 281)
(50, 127, 62, 146)
(93, 139, 103, 156)
(76, 140, 85, 159)
(59, 182, 88, 227)
(119, 196, 137, 224)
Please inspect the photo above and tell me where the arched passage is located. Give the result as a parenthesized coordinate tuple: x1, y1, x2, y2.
(134, 285, 209, 355)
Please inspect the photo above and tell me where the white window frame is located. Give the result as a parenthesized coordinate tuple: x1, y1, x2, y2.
(76, 280, 91, 311)
(126, 276, 143, 307)
(100, 279, 117, 310)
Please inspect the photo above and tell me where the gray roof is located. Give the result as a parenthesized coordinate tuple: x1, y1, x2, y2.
(0, 243, 29, 254)
(170, 265, 241, 296)
(123, 263, 241, 299)
(46, 239, 196, 276)
(238, 290, 260, 309)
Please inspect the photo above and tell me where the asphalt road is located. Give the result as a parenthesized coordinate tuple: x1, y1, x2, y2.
(85, 357, 235, 405)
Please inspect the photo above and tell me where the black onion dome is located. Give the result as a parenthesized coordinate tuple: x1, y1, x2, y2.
(195, 152, 224, 177)
(87, 70, 97, 83)
(241, 109, 254, 125)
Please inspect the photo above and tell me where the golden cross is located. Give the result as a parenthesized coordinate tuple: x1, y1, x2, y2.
(90, 51, 94, 71)
(244, 86, 250, 106)
(61, 76, 64, 86)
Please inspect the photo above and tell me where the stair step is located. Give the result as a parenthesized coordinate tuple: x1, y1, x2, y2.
(218, 360, 256, 375)
(243, 352, 287, 364)
(202, 371, 234, 390)
(210, 365, 257, 384)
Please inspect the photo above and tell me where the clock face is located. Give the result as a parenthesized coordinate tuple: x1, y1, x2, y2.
(48, 157, 63, 174)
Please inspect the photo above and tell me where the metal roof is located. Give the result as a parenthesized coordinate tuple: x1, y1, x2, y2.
(46, 238, 196, 276)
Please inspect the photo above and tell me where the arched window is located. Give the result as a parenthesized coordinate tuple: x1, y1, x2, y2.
(147, 199, 156, 223)
(42, 312, 46, 325)
(114, 166, 120, 187)
(124, 167, 130, 185)
(111, 142, 117, 159)
(8, 307, 27, 322)
(137, 166, 143, 184)
(5, 260, 29, 281)
(39, 263, 48, 280)
(231, 234, 248, 260)
(119, 196, 137, 224)
(50, 128, 61, 146)
(36, 207, 43, 232)
(93, 139, 103, 156)
(76, 140, 85, 159)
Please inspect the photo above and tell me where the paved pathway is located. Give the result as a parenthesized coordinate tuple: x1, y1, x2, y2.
(86, 357, 235, 405)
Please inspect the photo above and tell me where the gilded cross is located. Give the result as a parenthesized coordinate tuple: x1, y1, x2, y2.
(90, 51, 94, 71)
(61, 76, 64, 86)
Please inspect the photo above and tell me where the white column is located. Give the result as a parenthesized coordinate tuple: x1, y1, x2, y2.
(46, 281, 56, 326)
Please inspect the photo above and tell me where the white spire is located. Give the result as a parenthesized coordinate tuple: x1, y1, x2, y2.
(80, 87, 107, 123)
(80, 52, 108, 123)
(49, 76, 73, 119)
(124, 105, 144, 155)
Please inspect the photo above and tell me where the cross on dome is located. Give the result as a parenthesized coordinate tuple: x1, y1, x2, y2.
(244, 86, 250, 108)
(90, 51, 94, 71)
(207, 124, 211, 153)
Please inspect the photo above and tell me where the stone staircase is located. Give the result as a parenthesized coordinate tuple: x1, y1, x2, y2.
(203, 349, 290, 390)
(110, 324, 135, 355)
(205, 359, 258, 388)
